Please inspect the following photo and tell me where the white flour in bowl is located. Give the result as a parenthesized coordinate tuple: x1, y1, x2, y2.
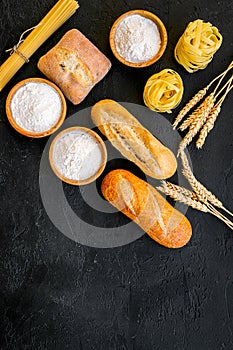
(52, 129, 103, 181)
(114, 14, 161, 63)
(10, 82, 62, 133)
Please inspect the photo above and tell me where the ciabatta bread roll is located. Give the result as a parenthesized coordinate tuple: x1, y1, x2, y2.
(91, 100, 177, 179)
(101, 169, 192, 248)
(38, 29, 111, 105)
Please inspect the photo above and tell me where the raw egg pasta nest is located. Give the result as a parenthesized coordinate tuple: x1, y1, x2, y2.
(174, 19, 222, 73)
(143, 69, 184, 113)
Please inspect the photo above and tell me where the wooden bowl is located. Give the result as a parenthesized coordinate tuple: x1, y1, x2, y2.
(109, 10, 168, 68)
(49, 126, 107, 186)
(6, 77, 66, 138)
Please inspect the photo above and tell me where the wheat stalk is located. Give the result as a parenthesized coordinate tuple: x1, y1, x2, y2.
(182, 168, 223, 206)
(179, 114, 196, 131)
(213, 68, 233, 97)
(179, 103, 204, 131)
(196, 75, 233, 149)
(173, 61, 233, 130)
(196, 104, 221, 149)
(173, 87, 208, 129)
(178, 93, 215, 155)
(181, 151, 233, 220)
(157, 182, 209, 212)
(180, 151, 222, 207)
(157, 181, 233, 230)
(159, 180, 198, 200)
(157, 148, 233, 230)
(206, 203, 233, 230)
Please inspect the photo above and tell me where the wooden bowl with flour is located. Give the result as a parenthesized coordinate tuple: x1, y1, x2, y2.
(6, 77, 66, 138)
(109, 10, 168, 68)
(49, 127, 107, 186)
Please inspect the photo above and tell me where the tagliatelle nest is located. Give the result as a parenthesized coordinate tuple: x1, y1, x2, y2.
(174, 19, 222, 73)
(143, 69, 184, 113)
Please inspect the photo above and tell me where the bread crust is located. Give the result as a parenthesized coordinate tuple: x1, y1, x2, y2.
(38, 29, 111, 104)
(101, 169, 192, 248)
(91, 99, 177, 179)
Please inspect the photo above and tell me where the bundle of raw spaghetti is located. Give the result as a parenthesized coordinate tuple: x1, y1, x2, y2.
(0, 0, 79, 92)
(174, 19, 222, 73)
(143, 69, 184, 113)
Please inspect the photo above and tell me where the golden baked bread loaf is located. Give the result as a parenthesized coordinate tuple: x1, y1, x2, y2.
(91, 99, 177, 179)
(101, 169, 192, 248)
(38, 29, 111, 104)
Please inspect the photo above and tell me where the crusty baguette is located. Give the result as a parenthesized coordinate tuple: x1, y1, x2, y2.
(101, 169, 192, 248)
(91, 99, 177, 179)
(38, 29, 111, 105)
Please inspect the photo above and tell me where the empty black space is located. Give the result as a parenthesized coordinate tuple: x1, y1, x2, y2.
(0, 0, 233, 350)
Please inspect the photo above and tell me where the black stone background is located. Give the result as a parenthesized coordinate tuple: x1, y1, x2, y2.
(0, 0, 233, 349)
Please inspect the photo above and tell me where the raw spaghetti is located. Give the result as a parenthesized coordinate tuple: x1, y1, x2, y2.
(0, 0, 79, 92)
(143, 69, 184, 113)
(174, 19, 222, 73)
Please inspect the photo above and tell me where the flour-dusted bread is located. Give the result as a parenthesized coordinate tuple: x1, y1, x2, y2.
(102, 169, 192, 248)
(38, 29, 111, 104)
(91, 99, 177, 179)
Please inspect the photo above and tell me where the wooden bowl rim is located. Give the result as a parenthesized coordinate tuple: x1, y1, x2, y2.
(6, 77, 67, 138)
(109, 9, 168, 68)
(49, 126, 107, 186)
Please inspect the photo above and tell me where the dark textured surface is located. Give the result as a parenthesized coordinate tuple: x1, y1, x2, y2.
(0, 0, 233, 349)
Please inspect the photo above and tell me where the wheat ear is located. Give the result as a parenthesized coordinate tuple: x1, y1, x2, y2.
(157, 182, 209, 212)
(196, 104, 221, 149)
(180, 151, 233, 217)
(179, 102, 206, 131)
(196, 76, 233, 149)
(157, 182, 233, 230)
(173, 87, 208, 129)
(157, 149, 233, 229)
(178, 93, 215, 155)
(179, 114, 196, 131)
(173, 61, 233, 130)
(180, 151, 222, 206)
(158, 181, 198, 200)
